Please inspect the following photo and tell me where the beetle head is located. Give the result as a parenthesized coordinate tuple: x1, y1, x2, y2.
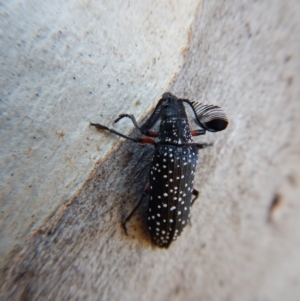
(161, 92, 187, 119)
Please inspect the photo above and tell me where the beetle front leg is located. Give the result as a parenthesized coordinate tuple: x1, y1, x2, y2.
(90, 122, 156, 144)
(90, 122, 139, 142)
(114, 114, 141, 130)
(114, 114, 159, 137)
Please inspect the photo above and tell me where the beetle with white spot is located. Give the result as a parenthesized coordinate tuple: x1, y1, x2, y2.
(91, 92, 228, 248)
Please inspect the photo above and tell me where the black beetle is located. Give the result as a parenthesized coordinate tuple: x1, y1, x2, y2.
(91, 92, 228, 248)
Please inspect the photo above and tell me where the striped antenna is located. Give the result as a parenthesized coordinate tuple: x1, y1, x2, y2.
(190, 101, 228, 132)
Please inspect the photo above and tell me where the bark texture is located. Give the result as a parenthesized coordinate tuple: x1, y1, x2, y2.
(1, 1, 300, 300)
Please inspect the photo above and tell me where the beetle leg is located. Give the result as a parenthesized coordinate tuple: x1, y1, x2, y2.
(191, 189, 199, 206)
(190, 129, 206, 136)
(144, 130, 159, 137)
(90, 122, 156, 144)
(139, 137, 156, 144)
(114, 114, 141, 129)
(90, 122, 139, 142)
(114, 115, 159, 137)
(182, 142, 213, 149)
(187, 189, 200, 226)
(194, 142, 213, 149)
(122, 183, 150, 235)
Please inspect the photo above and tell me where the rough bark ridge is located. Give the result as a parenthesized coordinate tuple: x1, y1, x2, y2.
(1, 1, 300, 300)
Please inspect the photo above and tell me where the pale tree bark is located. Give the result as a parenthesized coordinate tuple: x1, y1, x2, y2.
(1, 1, 300, 301)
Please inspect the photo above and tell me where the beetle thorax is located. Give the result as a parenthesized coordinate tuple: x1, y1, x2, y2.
(158, 118, 192, 144)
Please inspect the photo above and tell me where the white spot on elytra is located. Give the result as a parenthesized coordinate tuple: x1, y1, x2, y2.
(170, 206, 176, 211)
(164, 193, 168, 197)
(169, 219, 174, 223)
